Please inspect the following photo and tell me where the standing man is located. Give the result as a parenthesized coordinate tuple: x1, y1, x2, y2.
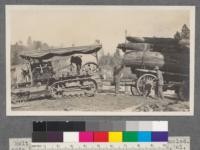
(70, 56, 82, 75)
(154, 66, 164, 100)
(22, 65, 30, 83)
(113, 64, 124, 95)
(144, 79, 153, 98)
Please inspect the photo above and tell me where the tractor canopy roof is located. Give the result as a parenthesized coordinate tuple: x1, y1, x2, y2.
(20, 44, 102, 60)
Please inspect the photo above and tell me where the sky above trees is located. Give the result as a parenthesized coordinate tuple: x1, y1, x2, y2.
(7, 6, 194, 54)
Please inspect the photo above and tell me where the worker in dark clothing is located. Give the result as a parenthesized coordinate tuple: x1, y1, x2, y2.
(144, 79, 153, 98)
(70, 56, 82, 75)
(154, 66, 164, 100)
(113, 64, 124, 95)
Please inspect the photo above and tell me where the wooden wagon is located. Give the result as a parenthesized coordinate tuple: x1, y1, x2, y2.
(118, 36, 189, 100)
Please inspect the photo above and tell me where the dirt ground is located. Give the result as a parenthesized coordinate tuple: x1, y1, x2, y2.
(12, 88, 190, 112)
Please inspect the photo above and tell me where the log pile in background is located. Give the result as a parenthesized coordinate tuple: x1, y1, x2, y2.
(126, 36, 178, 45)
(118, 36, 189, 74)
(117, 43, 152, 52)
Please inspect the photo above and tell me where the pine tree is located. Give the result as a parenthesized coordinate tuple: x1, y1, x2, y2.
(174, 31, 181, 41)
(181, 24, 190, 39)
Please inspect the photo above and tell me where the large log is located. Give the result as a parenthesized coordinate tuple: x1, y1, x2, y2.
(118, 42, 189, 53)
(118, 42, 189, 52)
(126, 36, 178, 45)
(123, 51, 189, 75)
(123, 51, 164, 68)
(117, 43, 152, 52)
(152, 44, 189, 52)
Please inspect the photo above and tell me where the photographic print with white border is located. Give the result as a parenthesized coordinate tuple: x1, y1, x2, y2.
(6, 5, 195, 116)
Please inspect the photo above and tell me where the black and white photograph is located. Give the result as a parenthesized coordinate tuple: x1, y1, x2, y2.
(6, 6, 195, 116)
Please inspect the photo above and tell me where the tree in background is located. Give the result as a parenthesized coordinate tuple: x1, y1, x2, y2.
(27, 36, 33, 50)
(174, 24, 190, 40)
(112, 48, 122, 67)
(11, 42, 26, 65)
(26, 36, 51, 50)
(11, 37, 51, 65)
(41, 43, 50, 50)
(32, 41, 42, 50)
(181, 24, 190, 39)
(174, 31, 181, 41)
(99, 53, 112, 66)
(99, 48, 123, 69)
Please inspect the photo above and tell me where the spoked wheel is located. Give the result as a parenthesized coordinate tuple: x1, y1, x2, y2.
(83, 79, 97, 97)
(81, 62, 99, 75)
(130, 80, 139, 96)
(136, 74, 157, 96)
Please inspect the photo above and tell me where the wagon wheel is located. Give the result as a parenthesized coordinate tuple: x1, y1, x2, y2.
(130, 81, 139, 96)
(83, 79, 97, 97)
(81, 62, 99, 75)
(136, 74, 157, 96)
(178, 80, 189, 101)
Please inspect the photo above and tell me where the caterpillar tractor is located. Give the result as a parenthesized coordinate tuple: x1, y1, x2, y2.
(11, 44, 102, 104)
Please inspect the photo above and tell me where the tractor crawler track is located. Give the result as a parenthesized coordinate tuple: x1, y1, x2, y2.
(49, 77, 97, 99)
(11, 76, 97, 104)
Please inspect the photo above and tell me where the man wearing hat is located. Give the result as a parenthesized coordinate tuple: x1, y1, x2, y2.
(155, 66, 164, 100)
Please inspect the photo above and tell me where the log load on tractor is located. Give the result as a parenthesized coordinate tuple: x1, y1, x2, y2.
(11, 44, 102, 104)
(117, 36, 190, 100)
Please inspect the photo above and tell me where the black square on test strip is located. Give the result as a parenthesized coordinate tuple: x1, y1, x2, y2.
(46, 121, 85, 131)
(71, 121, 85, 131)
(32, 132, 47, 142)
(33, 121, 47, 131)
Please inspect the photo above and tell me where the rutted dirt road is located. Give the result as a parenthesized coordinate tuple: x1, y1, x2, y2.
(12, 91, 189, 112)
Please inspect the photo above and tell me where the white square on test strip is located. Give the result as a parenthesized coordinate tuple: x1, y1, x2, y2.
(63, 132, 79, 142)
(152, 121, 168, 131)
(138, 121, 153, 131)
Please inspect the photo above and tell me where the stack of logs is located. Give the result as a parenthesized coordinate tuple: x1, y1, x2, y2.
(117, 36, 189, 74)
